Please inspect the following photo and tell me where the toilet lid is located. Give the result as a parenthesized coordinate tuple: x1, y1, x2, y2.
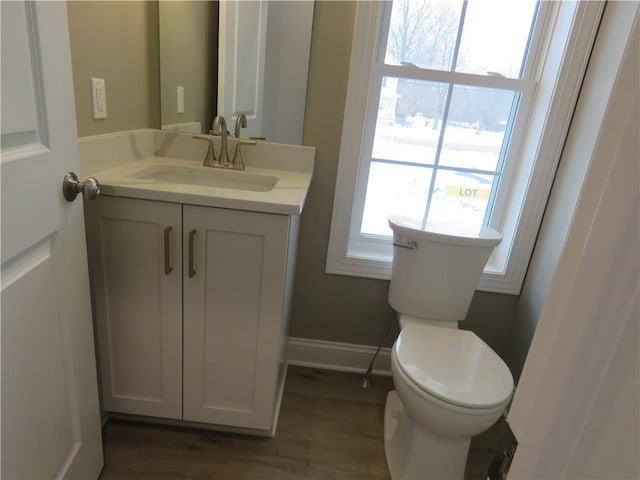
(394, 324, 514, 409)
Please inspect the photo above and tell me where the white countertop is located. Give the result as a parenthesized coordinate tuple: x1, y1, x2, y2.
(93, 156, 313, 215)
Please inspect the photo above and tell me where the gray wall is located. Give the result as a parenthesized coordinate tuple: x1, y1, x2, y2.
(67, 1, 160, 137)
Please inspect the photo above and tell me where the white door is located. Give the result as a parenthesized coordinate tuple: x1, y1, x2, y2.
(218, 0, 268, 138)
(1, 2, 103, 478)
(507, 3, 639, 477)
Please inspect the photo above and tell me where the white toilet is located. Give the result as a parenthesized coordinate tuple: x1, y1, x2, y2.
(384, 214, 514, 480)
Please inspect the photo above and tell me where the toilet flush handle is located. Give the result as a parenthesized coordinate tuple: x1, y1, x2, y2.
(393, 240, 417, 250)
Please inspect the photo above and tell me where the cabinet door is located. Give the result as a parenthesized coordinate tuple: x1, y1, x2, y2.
(84, 197, 182, 419)
(183, 205, 289, 430)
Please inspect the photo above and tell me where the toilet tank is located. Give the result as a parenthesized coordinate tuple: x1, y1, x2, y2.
(388, 215, 502, 322)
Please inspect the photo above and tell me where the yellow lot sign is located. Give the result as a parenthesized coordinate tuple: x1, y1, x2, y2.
(446, 185, 491, 199)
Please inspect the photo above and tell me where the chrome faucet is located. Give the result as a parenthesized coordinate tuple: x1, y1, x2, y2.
(210, 115, 229, 166)
(233, 113, 247, 138)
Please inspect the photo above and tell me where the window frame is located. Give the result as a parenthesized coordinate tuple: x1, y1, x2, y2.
(326, 0, 605, 294)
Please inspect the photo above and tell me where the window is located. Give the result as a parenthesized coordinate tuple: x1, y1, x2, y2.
(327, 0, 604, 294)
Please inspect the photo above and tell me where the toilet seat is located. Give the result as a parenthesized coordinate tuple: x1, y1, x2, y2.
(394, 323, 513, 409)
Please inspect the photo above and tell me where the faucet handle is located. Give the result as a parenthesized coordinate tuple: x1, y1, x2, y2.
(231, 139, 257, 170)
(192, 135, 218, 167)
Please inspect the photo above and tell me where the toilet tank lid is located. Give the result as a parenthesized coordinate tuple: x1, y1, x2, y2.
(388, 214, 502, 247)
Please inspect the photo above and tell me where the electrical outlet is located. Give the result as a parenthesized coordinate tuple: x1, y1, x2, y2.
(177, 86, 184, 113)
(91, 78, 107, 119)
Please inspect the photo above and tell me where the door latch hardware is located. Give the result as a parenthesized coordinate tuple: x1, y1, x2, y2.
(62, 172, 100, 201)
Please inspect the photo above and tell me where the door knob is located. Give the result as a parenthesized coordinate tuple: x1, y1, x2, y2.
(62, 172, 100, 201)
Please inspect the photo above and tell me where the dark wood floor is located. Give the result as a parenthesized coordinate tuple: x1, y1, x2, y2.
(100, 366, 498, 479)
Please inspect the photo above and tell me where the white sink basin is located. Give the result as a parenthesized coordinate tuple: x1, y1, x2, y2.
(128, 164, 279, 192)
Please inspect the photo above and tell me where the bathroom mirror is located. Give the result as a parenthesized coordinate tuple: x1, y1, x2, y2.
(158, 1, 218, 136)
(158, 1, 314, 144)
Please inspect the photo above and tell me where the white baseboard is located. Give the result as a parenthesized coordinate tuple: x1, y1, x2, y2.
(286, 336, 392, 377)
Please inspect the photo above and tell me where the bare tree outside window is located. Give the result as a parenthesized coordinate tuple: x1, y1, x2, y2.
(386, 0, 459, 70)
(386, 0, 461, 131)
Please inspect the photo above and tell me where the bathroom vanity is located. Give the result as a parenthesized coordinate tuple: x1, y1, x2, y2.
(81, 130, 314, 436)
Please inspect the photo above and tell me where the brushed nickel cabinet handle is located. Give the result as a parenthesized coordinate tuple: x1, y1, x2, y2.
(164, 226, 173, 275)
(188, 229, 197, 278)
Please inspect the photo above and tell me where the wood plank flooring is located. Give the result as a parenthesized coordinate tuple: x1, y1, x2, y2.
(100, 366, 498, 479)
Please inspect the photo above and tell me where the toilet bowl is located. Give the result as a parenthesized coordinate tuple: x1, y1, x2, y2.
(384, 215, 513, 479)
(384, 323, 513, 479)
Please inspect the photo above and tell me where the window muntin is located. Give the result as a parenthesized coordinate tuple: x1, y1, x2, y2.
(352, 0, 538, 242)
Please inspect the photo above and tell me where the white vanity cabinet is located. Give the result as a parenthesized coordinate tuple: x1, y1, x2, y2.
(85, 196, 297, 433)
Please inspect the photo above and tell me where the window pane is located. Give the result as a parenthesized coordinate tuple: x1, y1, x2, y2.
(427, 170, 497, 226)
(439, 85, 517, 171)
(455, 0, 538, 78)
(373, 77, 448, 164)
(361, 162, 432, 236)
(385, 0, 463, 70)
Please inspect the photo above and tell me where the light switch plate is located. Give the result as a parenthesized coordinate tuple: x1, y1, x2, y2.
(177, 86, 184, 113)
(91, 77, 107, 119)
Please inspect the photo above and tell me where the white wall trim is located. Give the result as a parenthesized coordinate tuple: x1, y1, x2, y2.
(325, 1, 605, 295)
(286, 336, 392, 377)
